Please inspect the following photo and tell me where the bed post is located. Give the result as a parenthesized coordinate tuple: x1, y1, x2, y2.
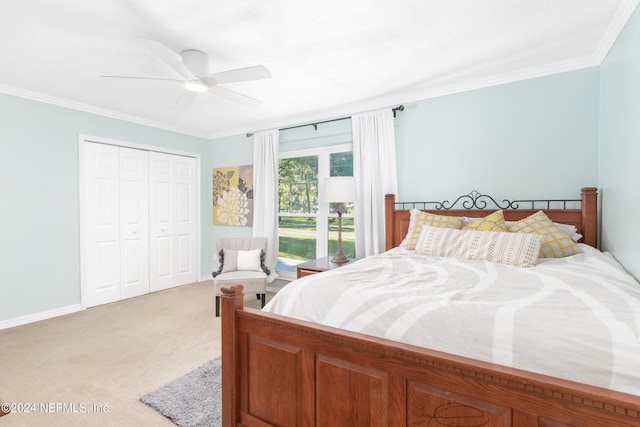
(385, 194, 395, 251)
(220, 285, 244, 427)
(581, 187, 598, 248)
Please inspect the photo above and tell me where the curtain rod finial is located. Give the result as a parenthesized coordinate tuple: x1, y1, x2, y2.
(392, 105, 404, 117)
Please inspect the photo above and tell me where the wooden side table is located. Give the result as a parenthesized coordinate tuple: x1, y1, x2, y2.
(296, 257, 356, 278)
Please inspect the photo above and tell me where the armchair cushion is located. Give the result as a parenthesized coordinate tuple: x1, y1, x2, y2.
(212, 270, 267, 295)
(213, 270, 267, 281)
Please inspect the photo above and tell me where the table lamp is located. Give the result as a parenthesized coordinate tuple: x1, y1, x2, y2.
(323, 176, 356, 263)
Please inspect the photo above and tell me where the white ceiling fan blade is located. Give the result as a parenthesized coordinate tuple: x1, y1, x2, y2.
(208, 65, 271, 84)
(138, 38, 195, 80)
(175, 90, 198, 109)
(209, 85, 262, 107)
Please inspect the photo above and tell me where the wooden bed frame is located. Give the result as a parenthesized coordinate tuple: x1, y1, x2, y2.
(221, 187, 640, 426)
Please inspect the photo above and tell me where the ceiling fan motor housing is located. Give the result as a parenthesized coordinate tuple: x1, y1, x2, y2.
(181, 49, 209, 77)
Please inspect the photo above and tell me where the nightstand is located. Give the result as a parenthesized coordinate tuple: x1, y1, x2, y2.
(296, 257, 356, 278)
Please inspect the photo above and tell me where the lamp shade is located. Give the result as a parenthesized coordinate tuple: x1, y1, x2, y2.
(323, 176, 356, 203)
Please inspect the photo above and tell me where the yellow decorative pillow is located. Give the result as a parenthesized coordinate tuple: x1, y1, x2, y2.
(462, 210, 508, 232)
(508, 211, 579, 258)
(405, 211, 463, 250)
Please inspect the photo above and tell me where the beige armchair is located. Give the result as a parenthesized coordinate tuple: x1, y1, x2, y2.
(212, 237, 269, 317)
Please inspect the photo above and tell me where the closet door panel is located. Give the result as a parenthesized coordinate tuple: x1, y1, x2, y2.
(95, 241, 118, 292)
(177, 234, 193, 275)
(155, 236, 173, 278)
(174, 156, 197, 284)
(119, 148, 149, 300)
(83, 143, 121, 307)
(149, 152, 197, 291)
(149, 152, 175, 291)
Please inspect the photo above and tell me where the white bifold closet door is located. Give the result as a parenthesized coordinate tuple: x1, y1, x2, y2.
(149, 152, 197, 292)
(83, 143, 150, 307)
(82, 142, 197, 308)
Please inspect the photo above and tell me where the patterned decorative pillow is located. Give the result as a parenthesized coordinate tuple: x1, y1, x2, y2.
(504, 220, 582, 242)
(462, 210, 508, 232)
(399, 209, 420, 248)
(403, 210, 464, 250)
(415, 226, 543, 267)
(508, 211, 579, 258)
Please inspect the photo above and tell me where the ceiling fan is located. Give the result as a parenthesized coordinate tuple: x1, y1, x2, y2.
(102, 38, 271, 108)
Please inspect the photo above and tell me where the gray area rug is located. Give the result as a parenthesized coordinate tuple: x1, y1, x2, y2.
(141, 358, 221, 427)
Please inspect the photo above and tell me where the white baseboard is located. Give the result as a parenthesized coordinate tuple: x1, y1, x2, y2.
(0, 304, 83, 331)
(200, 275, 213, 283)
(276, 271, 296, 281)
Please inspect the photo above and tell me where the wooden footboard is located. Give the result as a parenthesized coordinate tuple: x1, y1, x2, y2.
(221, 285, 640, 427)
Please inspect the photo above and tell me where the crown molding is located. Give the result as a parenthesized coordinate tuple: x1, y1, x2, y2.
(593, 0, 640, 63)
(0, 83, 209, 139)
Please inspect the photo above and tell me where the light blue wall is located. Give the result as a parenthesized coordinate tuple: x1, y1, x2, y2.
(395, 68, 600, 202)
(207, 134, 254, 272)
(0, 93, 209, 322)
(599, 5, 640, 280)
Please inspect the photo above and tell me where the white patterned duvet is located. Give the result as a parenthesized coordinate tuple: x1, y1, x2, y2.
(263, 244, 640, 395)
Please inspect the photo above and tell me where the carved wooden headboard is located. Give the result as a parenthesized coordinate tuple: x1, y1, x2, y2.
(385, 187, 598, 250)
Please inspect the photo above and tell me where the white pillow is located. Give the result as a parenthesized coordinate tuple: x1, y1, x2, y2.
(415, 226, 543, 267)
(221, 248, 263, 273)
(555, 223, 583, 242)
(237, 249, 263, 271)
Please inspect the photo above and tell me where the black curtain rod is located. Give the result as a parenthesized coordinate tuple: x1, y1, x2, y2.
(245, 105, 404, 137)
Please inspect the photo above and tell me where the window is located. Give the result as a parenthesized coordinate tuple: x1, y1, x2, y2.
(277, 145, 354, 275)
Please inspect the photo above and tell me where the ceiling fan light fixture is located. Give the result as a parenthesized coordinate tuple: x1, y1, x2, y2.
(184, 80, 208, 93)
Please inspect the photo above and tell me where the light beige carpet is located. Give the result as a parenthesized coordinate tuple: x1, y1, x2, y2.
(0, 280, 282, 426)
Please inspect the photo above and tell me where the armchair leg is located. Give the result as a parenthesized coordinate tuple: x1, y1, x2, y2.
(260, 293, 266, 308)
(215, 296, 220, 317)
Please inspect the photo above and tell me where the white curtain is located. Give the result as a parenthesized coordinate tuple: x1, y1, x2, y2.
(252, 129, 279, 281)
(352, 110, 398, 258)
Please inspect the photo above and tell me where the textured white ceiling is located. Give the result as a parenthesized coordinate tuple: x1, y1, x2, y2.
(0, 0, 637, 138)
